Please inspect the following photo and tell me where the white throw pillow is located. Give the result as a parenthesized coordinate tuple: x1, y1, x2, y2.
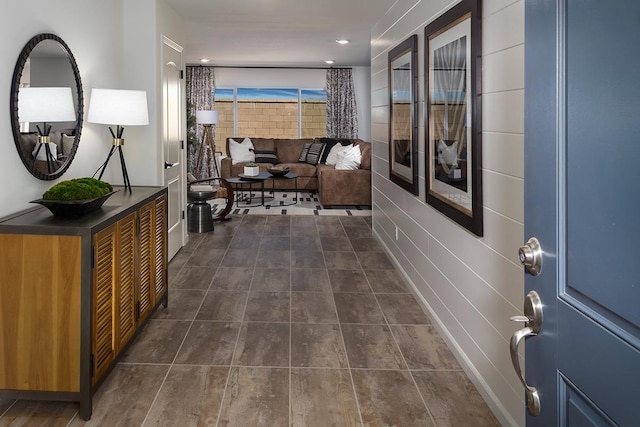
(335, 144, 362, 170)
(229, 137, 255, 164)
(325, 143, 352, 166)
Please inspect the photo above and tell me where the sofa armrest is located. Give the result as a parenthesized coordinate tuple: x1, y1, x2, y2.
(220, 156, 233, 178)
(317, 166, 371, 206)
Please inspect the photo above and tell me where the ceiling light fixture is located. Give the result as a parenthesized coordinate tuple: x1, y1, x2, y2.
(325, 60, 335, 65)
(336, 39, 350, 45)
(200, 58, 210, 63)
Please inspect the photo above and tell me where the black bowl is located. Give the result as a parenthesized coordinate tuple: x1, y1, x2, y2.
(267, 167, 289, 177)
(31, 191, 117, 217)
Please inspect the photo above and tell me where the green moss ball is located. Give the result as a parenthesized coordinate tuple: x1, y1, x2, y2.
(43, 178, 113, 201)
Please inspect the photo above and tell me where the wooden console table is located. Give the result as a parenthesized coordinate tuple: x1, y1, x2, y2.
(0, 186, 168, 420)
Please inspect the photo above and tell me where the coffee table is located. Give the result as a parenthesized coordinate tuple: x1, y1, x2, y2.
(227, 172, 298, 207)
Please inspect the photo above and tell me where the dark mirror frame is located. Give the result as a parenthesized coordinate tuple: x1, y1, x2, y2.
(388, 34, 419, 195)
(10, 33, 84, 180)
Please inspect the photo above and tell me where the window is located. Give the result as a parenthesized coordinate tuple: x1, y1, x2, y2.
(214, 87, 327, 144)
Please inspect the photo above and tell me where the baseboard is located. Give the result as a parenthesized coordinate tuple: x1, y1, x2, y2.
(372, 227, 521, 427)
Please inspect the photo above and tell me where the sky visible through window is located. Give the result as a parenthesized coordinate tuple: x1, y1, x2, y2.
(215, 88, 326, 100)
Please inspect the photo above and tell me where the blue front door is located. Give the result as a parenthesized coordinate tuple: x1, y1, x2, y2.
(524, 0, 640, 425)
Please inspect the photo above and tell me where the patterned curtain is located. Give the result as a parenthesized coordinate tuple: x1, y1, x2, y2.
(186, 66, 215, 178)
(326, 68, 358, 138)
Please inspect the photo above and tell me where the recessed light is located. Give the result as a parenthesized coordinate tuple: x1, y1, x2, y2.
(336, 39, 350, 45)
(325, 60, 335, 64)
(200, 58, 210, 63)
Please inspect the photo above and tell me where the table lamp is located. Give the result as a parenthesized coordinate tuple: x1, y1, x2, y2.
(18, 87, 75, 173)
(88, 89, 149, 193)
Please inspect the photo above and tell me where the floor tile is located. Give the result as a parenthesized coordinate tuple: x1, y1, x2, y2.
(244, 291, 290, 322)
(263, 225, 290, 236)
(365, 269, 409, 293)
(356, 252, 396, 270)
(291, 368, 360, 427)
(152, 289, 205, 320)
(255, 248, 291, 268)
(0, 400, 77, 426)
(184, 247, 226, 267)
(291, 324, 348, 368)
(69, 364, 169, 426)
(259, 235, 290, 250)
(315, 216, 342, 226)
(317, 224, 347, 237)
(250, 268, 290, 291)
(233, 223, 265, 235)
(291, 225, 319, 237)
(323, 251, 359, 270)
(349, 237, 383, 252)
(199, 233, 234, 249)
(341, 324, 406, 369)
(377, 294, 430, 324)
(343, 225, 372, 239)
(291, 235, 322, 251)
(319, 236, 351, 251)
(291, 250, 325, 268)
(291, 216, 317, 226)
(352, 369, 432, 426)
(0, 399, 14, 416)
(333, 293, 386, 324)
(291, 268, 331, 292)
(217, 367, 288, 427)
(171, 266, 216, 290)
(196, 291, 248, 321)
(174, 321, 240, 365)
(391, 325, 461, 370)
(144, 365, 229, 426)
(412, 370, 500, 426)
(266, 216, 291, 226)
(229, 234, 258, 250)
(212, 267, 254, 290)
(291, 292, 338, 323)
(221, 248, 258, 268)
(233, 323, 290, 367)
(339, 216, 368, 226)
(328, 269, 371, 293)
(120, 320, 191, 364)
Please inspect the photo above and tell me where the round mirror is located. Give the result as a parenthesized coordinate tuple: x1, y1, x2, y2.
(10, 33, 84, 180)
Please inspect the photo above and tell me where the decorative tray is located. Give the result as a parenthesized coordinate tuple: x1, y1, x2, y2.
(31, 191, 117, 217)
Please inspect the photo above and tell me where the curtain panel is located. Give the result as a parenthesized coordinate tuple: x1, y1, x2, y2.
(186, 66, 216, 177)
(326, 69, 358, 139)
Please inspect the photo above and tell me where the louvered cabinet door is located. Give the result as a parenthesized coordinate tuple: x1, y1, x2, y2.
(92, 224, 117, 385)
(137, 203, 154, 321)
(116, 213, 137, 351)
(153, 195, 167, 303)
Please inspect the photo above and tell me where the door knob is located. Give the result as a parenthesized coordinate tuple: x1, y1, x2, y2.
(519, 237, 542, 276)
(164, 161, 177, 169)
(509, 290, 543, 416)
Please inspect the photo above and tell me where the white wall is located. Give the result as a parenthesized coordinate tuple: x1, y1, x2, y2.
(371, 0, 525, 425)
(215, 66, 371, 142)
(0, 0, 185, 218)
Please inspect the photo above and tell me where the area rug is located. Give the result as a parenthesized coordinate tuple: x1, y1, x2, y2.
(209, 190, 371, 216)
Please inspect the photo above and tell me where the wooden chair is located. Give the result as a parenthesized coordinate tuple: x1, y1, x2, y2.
(187, 173, 234, 222)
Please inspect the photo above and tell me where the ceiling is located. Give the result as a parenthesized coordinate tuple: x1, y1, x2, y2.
(164, 0, 400, 67)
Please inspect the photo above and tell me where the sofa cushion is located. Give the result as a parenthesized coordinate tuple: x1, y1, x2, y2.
(252, 149, 279, 164)
(335, 144, 362, 170)
(298, 142, 325, 165)
(278, 162, 317, 178)
(356, 141, 371, 170)
(229, 137, 255, 164)
(318, 138, 351, 164)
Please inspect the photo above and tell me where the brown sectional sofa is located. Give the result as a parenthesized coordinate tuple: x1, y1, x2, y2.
(220, 137, 372, 207)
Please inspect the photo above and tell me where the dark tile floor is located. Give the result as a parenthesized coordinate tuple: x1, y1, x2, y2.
(0, 215, 500, 427)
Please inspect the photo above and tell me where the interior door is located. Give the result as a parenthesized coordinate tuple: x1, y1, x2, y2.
(521, 1, 640, 425)
(162, 37, 185, 260)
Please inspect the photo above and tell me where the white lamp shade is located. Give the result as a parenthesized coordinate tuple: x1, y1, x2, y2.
(88, 88, 149, 126)
(196, 110, 218, 125)
(18, 87, 76, 123)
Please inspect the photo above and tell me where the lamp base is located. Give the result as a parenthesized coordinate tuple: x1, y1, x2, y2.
(97, 145, 132, 193)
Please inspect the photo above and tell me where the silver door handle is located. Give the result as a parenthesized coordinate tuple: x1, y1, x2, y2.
(509, 290, 543, 416)
(164, 162, 177, 169)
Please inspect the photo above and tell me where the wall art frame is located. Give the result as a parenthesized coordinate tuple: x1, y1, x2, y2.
(388, 34, 419, 195)
(425, 0, 483, 236)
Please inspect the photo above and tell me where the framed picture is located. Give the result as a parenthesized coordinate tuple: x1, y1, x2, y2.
(425, 0, 483, 236)
(389, 34, 419, 195)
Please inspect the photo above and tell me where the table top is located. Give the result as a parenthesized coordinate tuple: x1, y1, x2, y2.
(236, 172, 298, 181)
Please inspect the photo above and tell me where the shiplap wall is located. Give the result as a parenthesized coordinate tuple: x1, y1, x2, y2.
(370, 1, 525, 425)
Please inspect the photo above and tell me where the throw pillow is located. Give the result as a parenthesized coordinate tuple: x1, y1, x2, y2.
(229, 137, 255, 164)
(325, 143, 352, 166)
(319, 138, 351, 164)
(335, 144, 362, 170)
(298, 142, 311, 162)
(252, 149, 279, 164)
(305, 142, 325, 165)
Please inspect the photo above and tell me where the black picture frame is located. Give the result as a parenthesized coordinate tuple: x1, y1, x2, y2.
(425, 0, 483, 236)
(388, 34, 419, 195)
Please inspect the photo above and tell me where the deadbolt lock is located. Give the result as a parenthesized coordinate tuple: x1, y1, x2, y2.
(519, 237, 542, 276)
